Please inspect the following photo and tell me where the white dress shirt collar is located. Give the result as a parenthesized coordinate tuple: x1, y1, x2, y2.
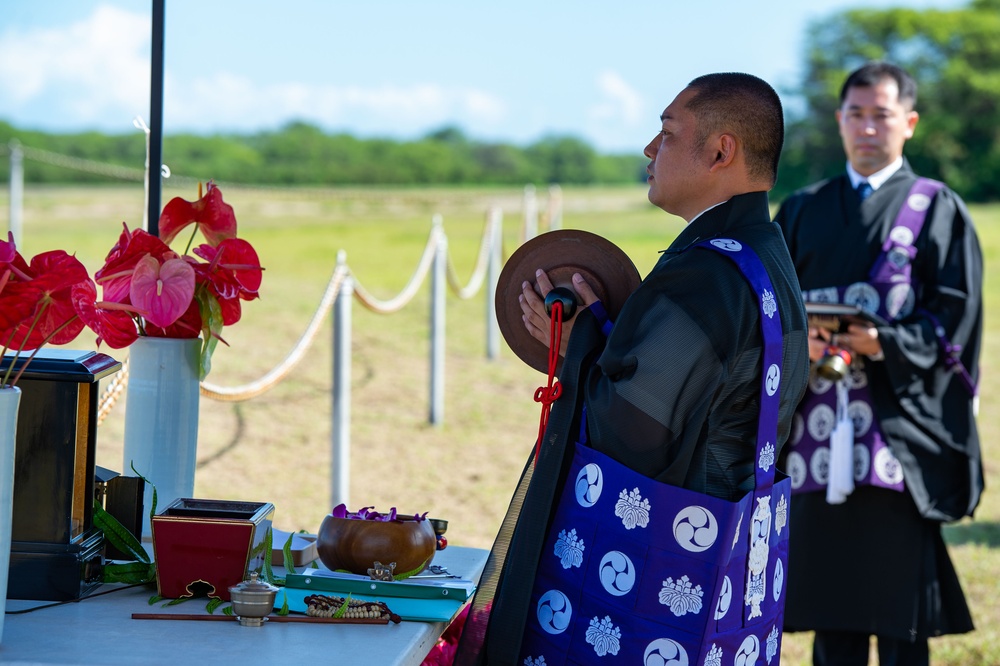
(846, 156, 903, 192)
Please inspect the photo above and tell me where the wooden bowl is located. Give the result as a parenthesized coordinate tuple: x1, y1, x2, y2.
(316, 514, 437, 576)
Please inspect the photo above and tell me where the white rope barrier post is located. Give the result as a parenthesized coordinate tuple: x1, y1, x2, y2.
(486, 207, 503, 360)
(547, 183, 563, 231)
(332, 251, 353, 509)
(523, 183, 538, 241)
(8, 140, 23, 242)
(429, 215, 446, 425)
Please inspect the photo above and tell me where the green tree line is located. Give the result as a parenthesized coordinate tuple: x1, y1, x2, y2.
(1, 0, 998, 200)
(0, 120, 646, 189)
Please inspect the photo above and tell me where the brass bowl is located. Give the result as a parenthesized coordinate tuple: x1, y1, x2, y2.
(228, 572, 278, 627)
(428, 518, 448, 537)
(317, 514, 436, 576)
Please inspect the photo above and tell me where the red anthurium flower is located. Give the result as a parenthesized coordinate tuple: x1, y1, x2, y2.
(0, 232, 33, 291)
(73, 183, 260, 381)
(96, 224, 175, 304)
(71, 281, 140, 349)
(219, 238, 262, 296)
(0, 231, 17, 264)
(6, 251, 91, 350)
(0, 280, 42, 341)
(142, 298, 202, 339)
(190, 239, 263, 327)
(1, 243, 97, 387)
(159, 182, 237, 248)
(3, 183, 259, 387)
(129, 255, 196, 329)
(216, 292, 243, 327)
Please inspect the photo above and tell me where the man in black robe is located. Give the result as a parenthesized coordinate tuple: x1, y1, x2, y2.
(455, 72, 810, 664)
(774, 61, 984, 665)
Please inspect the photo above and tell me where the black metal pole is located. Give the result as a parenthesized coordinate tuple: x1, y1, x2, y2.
(148, 0, 165, 237)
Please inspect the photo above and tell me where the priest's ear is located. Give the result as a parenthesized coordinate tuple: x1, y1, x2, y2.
(708, 133, 738, 172)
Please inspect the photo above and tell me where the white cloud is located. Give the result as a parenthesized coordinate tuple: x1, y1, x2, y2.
(0, 4, 509, 140)
(0, 5, 150, 123)
(168, 73, 508, 137)
(590, 69, 644, 126)
(582, 69, 651, 152)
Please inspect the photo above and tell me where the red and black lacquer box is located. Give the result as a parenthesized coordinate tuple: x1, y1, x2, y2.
(151, 498, 274, 601)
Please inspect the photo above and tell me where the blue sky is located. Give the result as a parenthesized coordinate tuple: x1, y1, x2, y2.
(0, 0, 964, 153)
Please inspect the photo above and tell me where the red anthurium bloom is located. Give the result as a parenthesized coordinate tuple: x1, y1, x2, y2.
(220, 238, 262, 296)
(3, 183, 259, 386)
(216, 292, 243, 327)
(4, 251, 91, 351)
(77, 183, 259, 381)
(159, 182, 237, 248)
(0, 280, 42, 341)
(96, 224, 175, 304)
(129, 255, 196, 329)
(0, 232, 33, 290)
(71, 281, 140, 349)
(0, 231, 17, 264)
(142, 298, 202, 339)
(190, 240, 263, 327)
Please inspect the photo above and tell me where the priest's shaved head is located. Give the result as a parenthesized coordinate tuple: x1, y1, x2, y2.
(685, 72, 784, 187)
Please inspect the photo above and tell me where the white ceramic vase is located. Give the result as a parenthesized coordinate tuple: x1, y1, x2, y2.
(123, 337, 201, 538)
(0, 385, 21, 644)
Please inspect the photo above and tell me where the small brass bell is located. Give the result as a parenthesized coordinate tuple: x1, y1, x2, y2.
(816, 346, 852, 382)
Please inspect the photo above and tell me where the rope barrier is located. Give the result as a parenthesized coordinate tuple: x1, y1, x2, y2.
(96, 358, 129, 426)
(446, 213, 495, 300)
(13, 144, 146, 182)
(199, 265, 350, 402)
(352, 224, 443, 314)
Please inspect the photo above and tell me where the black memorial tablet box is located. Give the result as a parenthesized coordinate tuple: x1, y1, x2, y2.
(1, 349, 122, 600)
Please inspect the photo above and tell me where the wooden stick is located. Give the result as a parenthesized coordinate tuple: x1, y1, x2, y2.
(131, 613, 388, 625)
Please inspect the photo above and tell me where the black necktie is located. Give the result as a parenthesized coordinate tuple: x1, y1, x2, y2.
(856, 181, 873, 201)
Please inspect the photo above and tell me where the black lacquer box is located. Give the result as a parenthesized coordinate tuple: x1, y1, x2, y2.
(1, 349, 121, 600)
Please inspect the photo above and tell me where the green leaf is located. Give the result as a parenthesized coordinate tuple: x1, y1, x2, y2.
(102, 561, 156, 585)
(332, 594, 352, 619)
(393, 556, 432, 581)
(206, 597, 224, 614)
(93, 500, 151, 565)
(127, 460, 157, 519)
(196, 290, 224, 380)
(148, 595, 164, 605)
(260, 527, 284, 585)
(281, 532, 297, 576)
(276, 593, 290, 616)
(223, 606, 235, 616)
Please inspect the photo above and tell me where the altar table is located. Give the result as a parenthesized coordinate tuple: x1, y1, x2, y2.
(0, 545, 487, 665)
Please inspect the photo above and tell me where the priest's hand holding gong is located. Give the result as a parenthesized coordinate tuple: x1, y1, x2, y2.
(495, 229, 641, 375)
(519, 270, 600, 358)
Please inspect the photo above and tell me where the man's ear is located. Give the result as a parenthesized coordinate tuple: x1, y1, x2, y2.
(905, 110, 919, 139)
(709, 133, 737, 171)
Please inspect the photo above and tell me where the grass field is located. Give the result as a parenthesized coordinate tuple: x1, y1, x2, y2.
(3, 183, 997, 664)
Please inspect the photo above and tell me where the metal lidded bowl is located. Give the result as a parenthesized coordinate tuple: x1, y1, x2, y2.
(228, 572, 279, 627)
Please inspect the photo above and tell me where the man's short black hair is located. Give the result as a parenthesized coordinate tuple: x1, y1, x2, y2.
(685, 72, 784, 187)
(839, 61, 917, 110)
